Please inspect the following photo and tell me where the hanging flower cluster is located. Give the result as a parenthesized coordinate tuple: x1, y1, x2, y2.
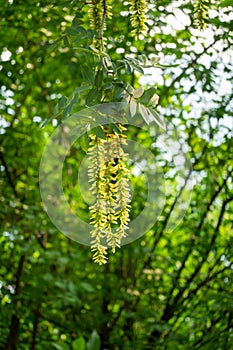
(88, 125, 131, 265)
(87, 0, 147, 39)
(129, 0, 148, 37)
(87, 0, 112, 32)
(193, 0, 209, 30)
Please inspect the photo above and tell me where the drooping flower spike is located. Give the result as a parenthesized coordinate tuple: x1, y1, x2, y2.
(88, 125, 131, 264)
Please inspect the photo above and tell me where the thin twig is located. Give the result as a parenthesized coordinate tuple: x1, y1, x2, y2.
(100, 0, 109, 73)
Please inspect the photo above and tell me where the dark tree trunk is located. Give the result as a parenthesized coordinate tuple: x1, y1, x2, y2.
(5, 255, 26, 350)
(30, 305, 41, 350)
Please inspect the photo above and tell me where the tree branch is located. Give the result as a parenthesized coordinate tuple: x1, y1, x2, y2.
(0, 152, 18, 197)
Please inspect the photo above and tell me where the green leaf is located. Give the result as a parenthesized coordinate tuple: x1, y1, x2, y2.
(124, 83, 134, 95)
(86, 88, 99, 105)
(49, 36, 64, 49)
(117, 59, 132, 74)
(157, 63, 179, 68)
(149, 93, 159, 107)
(80, 282, 95, 292)
(80, 67, 95, 85)
(138, 54, 147, 65)
(74, 85, 92, 94)
(66, 28, 79, 36)
(87, 29, 95, 41)
(52, 343, 70, 350)
(115, 87, 125, 99)
(63, 35, 71, 47)
(103, 82, 113, 91)
(89, 46, 111, 61)
(130, 99, 137, 117)
(62, 102, 73, 121)
(86, 330, 100, 350)
(73, 25, 87, 36)
(94, 69, 103, 89)
(148, 108, 166, 130)
(139, 104, 150, 124)
(140, 87, 157, 105)
(125, 61, 132, 74)
(111, 61, 117, 73)
(59, 96, 68, 109)
(133, 86, 144, 98)
(112, 78, 125, 87)
(219, 0, 233, 6)
(93, 126, 105, 140)
(79, 133, 90, 152)
(112, 124, 122, 134)
(42, 273, 54, 282)
(127, 59, 144, 74)
(73, 47, 94, 55)
(52, 103, 60, 117)
(150, 56, 160, 65)
(72, 337, 85, 350)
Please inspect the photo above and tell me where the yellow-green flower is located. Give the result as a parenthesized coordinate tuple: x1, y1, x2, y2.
(193, 0, 209, 30)
(88, 125, 131, 264)
(129, 0, 148, 37)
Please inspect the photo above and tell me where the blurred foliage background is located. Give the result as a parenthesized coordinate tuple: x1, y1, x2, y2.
(0, 0, 233, 349)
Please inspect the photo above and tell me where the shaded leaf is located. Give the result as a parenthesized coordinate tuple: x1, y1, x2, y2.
(80, 282, 95, 292)
(86, 330, 101, 350)
(95, 69, 103, 89)
(72, 336, 85, 350)
(63, 35, 71, 47)
(59, 96, 68, 109)
(93, 126, 106, 139)
(52, 343, 70, 350)
(79, 133, 90, 152)
(86, 88, 99, 105)
(66, 28, 80, 36)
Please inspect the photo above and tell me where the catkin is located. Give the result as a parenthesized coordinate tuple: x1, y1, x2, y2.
(88, 126, 131, 264)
